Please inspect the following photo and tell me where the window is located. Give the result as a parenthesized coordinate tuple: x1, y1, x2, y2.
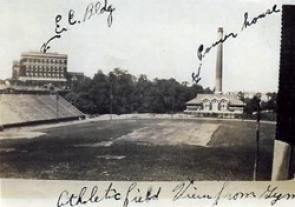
(220, 100, 228, 111)
(203, 99, 211, 111)
(211, 99, 219, 111)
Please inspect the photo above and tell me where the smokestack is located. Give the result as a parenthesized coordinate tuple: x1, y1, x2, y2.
(215, 27, 223, 94)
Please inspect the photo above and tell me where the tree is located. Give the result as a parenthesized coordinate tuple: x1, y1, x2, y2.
(64, 68, 211, 115)
(134, 74, 153, 113)
(244, 96, 261, 114)
(108, 68, 137, 114)
(266, 92, 277, 112)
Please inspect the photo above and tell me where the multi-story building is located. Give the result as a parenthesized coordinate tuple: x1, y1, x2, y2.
(16, 52, 68, 86)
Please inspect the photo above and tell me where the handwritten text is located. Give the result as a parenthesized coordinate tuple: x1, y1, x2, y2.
(192, 4, 280, 84)
(40, 0, 116, 53)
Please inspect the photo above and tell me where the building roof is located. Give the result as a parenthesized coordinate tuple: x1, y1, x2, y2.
(186, 94, 244, 106)
(21, 52, 67, 58)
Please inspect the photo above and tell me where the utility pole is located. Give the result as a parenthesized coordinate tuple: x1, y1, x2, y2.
(70, 76, 76, 105)
(253, 94, 261, 181)
(110, 82, 113, 121)
(56, 92, 59, 121)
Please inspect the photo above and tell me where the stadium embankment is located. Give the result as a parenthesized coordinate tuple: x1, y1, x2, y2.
(0, 94, 85, 129)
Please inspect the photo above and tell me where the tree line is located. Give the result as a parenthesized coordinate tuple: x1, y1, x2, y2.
(64, 68, 213, 114)
(64, 68, 277, 115)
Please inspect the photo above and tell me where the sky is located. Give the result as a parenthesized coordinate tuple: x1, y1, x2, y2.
(0, 0, 294, 93)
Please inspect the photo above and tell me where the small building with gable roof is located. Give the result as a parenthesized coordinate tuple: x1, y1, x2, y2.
(185, 94, 244, 114)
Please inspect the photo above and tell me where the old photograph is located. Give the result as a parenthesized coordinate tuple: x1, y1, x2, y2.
(0, 0, 293, 184)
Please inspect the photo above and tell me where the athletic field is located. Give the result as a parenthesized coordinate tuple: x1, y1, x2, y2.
(0, 119, 275, 180)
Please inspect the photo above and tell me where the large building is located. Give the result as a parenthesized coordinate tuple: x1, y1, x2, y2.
(185, 28, 244, 115)
(12, 52, 68, 86)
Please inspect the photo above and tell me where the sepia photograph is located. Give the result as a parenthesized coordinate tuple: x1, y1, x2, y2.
(0, 0, 290, 182)
(1, 1, 295, 206)
(3, 0, 295, 206)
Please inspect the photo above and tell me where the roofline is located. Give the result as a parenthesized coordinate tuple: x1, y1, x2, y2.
(21, 52, 67, 58)
(201, 97, 230, 101)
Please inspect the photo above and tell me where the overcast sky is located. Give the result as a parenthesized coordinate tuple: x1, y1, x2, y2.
(0, 0, 294, 93)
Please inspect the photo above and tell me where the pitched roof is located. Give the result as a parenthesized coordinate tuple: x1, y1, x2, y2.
(186, 94, 244, 106)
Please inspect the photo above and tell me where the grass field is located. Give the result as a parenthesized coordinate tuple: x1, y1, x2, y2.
(0, 119, 275, 180)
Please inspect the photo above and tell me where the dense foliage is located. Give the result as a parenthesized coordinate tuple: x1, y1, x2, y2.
(64, 68, 213, 114)
(64, 68, 277, 115)
(242, 92, 277, 114)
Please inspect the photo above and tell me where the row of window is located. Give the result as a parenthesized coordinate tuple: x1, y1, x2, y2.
(25, 67, 65, 72)
(23, 63, 67, 67)
(23, 58, 67, 64)
(203, 104, 228, 111)
(25, 65, 66, 70)
(187, 106, 229, 111)
(25, 73, 64, 78)
(203, 99, 228, 103)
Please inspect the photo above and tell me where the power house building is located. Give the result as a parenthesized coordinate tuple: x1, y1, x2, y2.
(185, 28, 244, 115)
